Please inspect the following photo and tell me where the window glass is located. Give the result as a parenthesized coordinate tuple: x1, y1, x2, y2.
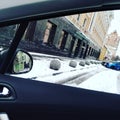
(0, 24, 18, 52)
(4, 10, 120, 95)
(58, 31, 65, 49)
(43, 22, 52, 43)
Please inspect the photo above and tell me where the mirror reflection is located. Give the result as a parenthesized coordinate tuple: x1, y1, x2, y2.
(13, 51, 32, 73)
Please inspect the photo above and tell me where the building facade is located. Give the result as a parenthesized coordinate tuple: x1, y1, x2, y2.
(65, 11, 114, 60)
(20, 16, 100, 59)
(18, 11, 114, 60)
(105, 31, 120, 59)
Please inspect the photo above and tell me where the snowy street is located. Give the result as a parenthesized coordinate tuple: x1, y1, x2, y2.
(64, 69, 120, 94)
(12, 53, 104, 82)
(12, 52, 120, 95)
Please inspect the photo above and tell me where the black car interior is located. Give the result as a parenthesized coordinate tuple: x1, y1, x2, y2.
(0, 0, 120, 120)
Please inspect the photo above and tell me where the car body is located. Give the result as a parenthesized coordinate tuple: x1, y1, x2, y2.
(105, 61, 120, 70)
(0, 0, 120, 120)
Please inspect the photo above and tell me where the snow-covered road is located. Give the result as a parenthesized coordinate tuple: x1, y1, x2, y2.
(12, 55, 104, 83)
(64, 69, 120, 94)
(11, 52, 120, 95)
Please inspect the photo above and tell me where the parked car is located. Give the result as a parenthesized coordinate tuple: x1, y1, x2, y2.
(1, 0, 120, 120)
(102, 61, 108, 66)
(105, 61, 120, 70)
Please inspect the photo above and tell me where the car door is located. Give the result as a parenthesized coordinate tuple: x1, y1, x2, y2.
(1, 0, 120, 120)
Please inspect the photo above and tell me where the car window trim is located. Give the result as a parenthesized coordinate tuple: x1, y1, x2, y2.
(1, 0, 120, 27)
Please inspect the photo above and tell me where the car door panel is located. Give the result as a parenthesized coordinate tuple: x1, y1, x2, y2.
(0, 75, 120, 120)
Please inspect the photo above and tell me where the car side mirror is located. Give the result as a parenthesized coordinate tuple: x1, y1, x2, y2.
(12, 50, 33, 74)
(1, 49, 33, 74)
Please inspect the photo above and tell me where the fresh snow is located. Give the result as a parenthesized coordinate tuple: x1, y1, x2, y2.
(12, 56, 99, 82)
(65, 69, 120, 94)
(11, 52, 120, 95)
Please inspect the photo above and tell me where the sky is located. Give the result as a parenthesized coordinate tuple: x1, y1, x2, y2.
(108, 10, 120, 35)
(107, 10, 120, 55)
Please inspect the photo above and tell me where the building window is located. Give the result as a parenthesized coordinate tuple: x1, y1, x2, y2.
(43, 22, 52, 43)
(88, 47, 91, 55)
(82, 42, 86, 46)
(89, 13, 96, 31)
(77, 14, 80, 21)
(82, 18, 87, 27)
(43, 21, 56, 45)
(58, 31, 65, 48)
(64, 35, 72, 51)
(58, 30, 68, 50)
(24, 21, 37, 41)
(72, 39, 78, 54)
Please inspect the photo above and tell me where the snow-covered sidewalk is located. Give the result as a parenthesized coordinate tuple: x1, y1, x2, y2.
(11, 52, 102, 84)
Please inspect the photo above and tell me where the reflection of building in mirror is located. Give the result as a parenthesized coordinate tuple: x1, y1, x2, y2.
(13, 51, 31, 73)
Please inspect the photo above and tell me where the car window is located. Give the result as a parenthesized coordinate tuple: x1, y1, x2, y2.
(2, 10, 120, 95)
(0, 24, 19, 68)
